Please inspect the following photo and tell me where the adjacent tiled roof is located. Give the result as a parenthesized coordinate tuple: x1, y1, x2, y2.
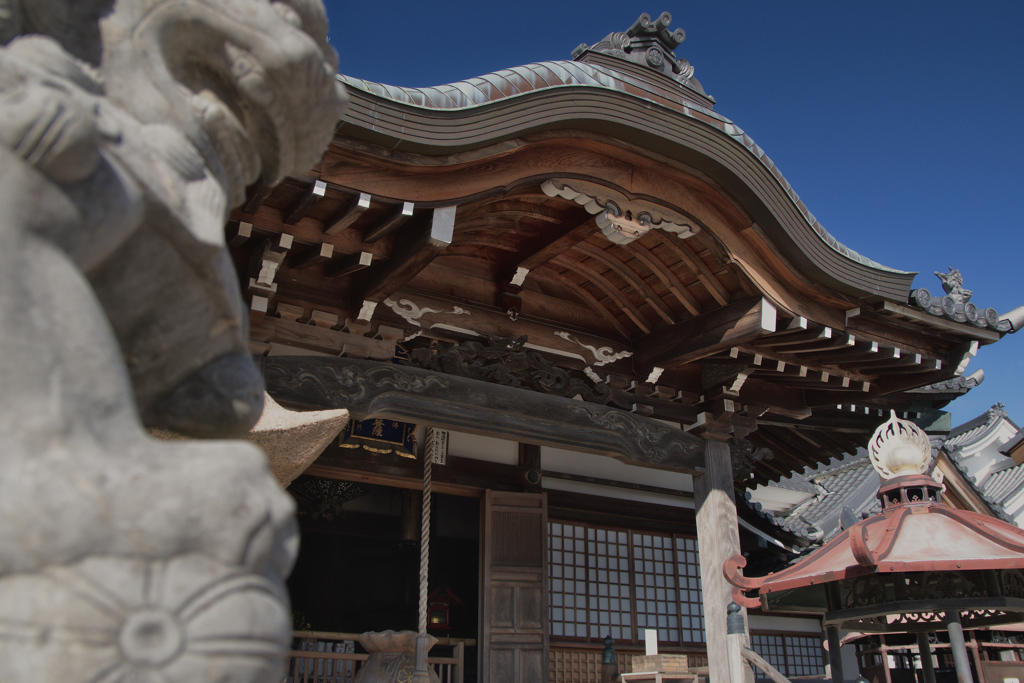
(943, 404, 1022, 523)
(745, 451, 881, 543)
(946, 403, 1018, 445)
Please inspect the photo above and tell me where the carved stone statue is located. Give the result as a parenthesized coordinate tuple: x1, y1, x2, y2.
(0, 1, 346, 681)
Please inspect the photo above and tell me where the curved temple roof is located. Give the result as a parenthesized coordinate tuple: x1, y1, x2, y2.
(337, 52, 909, 295)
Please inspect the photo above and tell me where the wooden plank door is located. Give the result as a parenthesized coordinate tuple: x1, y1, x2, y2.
(480, 490, 548, 683)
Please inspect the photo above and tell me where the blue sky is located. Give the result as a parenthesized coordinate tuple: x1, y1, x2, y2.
(322, 1, 1023, 427)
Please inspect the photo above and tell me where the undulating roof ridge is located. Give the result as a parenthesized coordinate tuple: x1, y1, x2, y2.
(335, 11, 909, 280)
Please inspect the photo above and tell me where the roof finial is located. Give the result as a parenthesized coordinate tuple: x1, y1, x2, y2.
(572, 12, 700, 88)
(868, 411, 932, 479)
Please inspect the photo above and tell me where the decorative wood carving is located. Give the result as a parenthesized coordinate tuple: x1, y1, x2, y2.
(552, 331, 632, 366)
(262, 356, 706, 472)
(408, 336, 612, 404)
(541, 178, 698, 245)
(385, 297, 470, 327)
(729, 438, 773, 481)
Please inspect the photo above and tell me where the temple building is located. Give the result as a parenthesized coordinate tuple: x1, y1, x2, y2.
(226, 12, 1023, 683)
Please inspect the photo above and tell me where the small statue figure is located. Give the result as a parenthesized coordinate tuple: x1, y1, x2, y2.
(935, 267, 973, 304)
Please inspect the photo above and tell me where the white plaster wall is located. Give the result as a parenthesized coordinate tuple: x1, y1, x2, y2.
(542, 445, 695, 494)
(445, 430, 519, 465)
(542, 477, 694, 509)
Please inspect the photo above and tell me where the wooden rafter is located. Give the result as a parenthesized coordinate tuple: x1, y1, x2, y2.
(627, 244, 702, 316)
(574, 242, 677, 325)
(550, 254, 653, 334)
(356, 207, 455, 304)
(648, 231, 730, 306)
(529, 268, 631, 338)
(633, 297, 777, 370)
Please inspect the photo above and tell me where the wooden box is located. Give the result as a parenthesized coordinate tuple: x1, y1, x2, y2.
(631, 654, 689, 673)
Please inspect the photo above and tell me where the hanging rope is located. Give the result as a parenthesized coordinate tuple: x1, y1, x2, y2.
(413, 444, 433, 682)
(418, 449, 432, 635)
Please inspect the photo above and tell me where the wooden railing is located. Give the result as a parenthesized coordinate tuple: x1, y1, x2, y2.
(286, 631, 470, 683)
(549, 643, 708, 683)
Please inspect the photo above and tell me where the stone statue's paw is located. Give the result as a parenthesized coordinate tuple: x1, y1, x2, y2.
(0, 554, 290, 683)
(0, 438, 296, 580)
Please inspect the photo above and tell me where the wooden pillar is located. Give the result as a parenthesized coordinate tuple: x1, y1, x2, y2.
(946, 611, 975, 683)
(695, 438, 749, 683)
(880, 636, 893, 683)
(969, 632, 986, 683)
(917, 632, 937, 683)
(827, 625, 845, 683)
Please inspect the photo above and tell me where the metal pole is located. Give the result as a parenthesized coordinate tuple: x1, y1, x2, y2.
(827, 625, 845, 683)
(917, 632, 937, 683)
(945, 611, 975, 683)
(413, 451, 433, 683)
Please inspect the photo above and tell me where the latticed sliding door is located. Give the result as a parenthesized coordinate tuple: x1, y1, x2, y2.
(481, 491, 549, 683)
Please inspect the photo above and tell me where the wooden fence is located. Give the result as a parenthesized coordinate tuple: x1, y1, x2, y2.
(286, 631, 469, 683)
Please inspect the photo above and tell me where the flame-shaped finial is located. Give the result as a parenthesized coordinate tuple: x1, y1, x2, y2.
(868, 411, 932, 479)
(868, 411, 933, 481)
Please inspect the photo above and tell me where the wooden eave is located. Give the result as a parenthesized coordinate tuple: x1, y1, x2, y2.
(227, 61, 991, 485)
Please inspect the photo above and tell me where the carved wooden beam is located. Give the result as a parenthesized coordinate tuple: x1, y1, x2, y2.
(362, 201, 415, 243)
(324, 251, 373, 279)
(287, 242, 334, 271)
(325, 192, 372, 236)
(515, 215, 596, 272)
(227, 220, 253, 248)
(250, 316, 394, 359)
(241, 177, 274, 214)
(633, 297, 777, 370)
(284, 179, 327, 225)
(263, 355, 706, 473)
(357, 206, 455, 304)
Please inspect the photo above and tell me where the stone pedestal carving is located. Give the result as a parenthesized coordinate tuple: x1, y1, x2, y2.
(355, 631, 441, 683)
(0, 1, 346, 681)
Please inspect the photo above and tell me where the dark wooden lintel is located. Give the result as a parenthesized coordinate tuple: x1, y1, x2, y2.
(263, 355, 706, 473)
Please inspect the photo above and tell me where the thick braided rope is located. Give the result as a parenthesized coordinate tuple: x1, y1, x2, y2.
(418, 451, 432, 636)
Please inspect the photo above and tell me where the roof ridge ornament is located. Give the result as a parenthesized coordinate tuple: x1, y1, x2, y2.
(911, 267, 1011, 331)
(868, 411, 932, 479)
(572, 11, 699, 86)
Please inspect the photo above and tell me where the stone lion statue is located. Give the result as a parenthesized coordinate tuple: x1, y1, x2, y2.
(0, 1, 346, 680)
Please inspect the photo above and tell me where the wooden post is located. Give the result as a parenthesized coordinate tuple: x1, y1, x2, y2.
(827, 625, 844, 683)
(880, 636, 892, 683)
(946, 611, 975, 683)
(917, 632, 937, 683)
(969, 632, 986, 683)
(695, 439, 750, 683)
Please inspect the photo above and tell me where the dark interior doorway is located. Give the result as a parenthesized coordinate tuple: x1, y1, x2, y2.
(287, 479, 480, 644)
